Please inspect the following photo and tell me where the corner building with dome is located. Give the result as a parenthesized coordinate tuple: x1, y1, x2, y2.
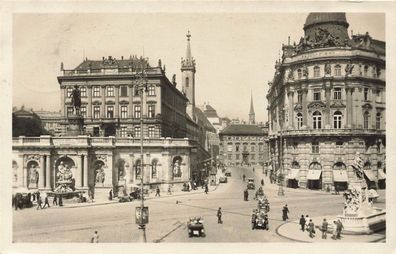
(267, 13, 386, 191)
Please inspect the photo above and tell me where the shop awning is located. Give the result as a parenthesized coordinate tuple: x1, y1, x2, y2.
(286, 168, 300, 180)
(363, 170, 377, 181)
(333, 170, 348, 182)
(378, 169, 386, 180)
(307, 170, 322, 180)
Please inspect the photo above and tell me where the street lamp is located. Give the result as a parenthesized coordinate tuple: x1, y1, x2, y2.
(134, 65, 149, 242)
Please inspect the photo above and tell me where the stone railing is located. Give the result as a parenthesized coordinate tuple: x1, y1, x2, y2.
(269, 128, 385, 138)
(61, 67, 162, 77)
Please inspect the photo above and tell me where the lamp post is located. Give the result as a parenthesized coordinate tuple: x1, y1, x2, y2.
(135, 65, 149, 242)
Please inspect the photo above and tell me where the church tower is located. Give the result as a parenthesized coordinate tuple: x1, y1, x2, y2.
(249, 93, 255, 124)
(181, 31, 196, 121)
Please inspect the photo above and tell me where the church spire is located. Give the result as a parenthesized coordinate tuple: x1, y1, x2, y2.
(249, 92, 255, 124)
(181, 30, 195, 70)
(186, 31, 192, 61)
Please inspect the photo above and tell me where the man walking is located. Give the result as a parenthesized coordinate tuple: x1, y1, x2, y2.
(205, 184, 209, 194)
(91, 231, 99, 243)
(53, 196, 58, 206)
(336, 219, 344, 239)
(36, 196, 42, 210)
(42, 196, 50, 208)
(282, 204, 289, 221)
(244, 188, 249, 201)
(308, 219, 315, 238)
(217, 207, 223, 224)
(299, 215, 306, 231)
(321, 218, 329, 239)
(331, 221, 338, 240)
(155, 186, 161, 197)
(109, 189, 113, 200)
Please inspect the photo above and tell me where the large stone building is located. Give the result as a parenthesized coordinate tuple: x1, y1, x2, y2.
(12, 33, 214, 198)
(267, 13, 386, 190)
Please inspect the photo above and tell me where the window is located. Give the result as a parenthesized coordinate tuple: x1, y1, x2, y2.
(376, 112, 381, 129)
(227, 154, 232, 160)
(364, 111, 370, 129)
(107, 106, 114, 118)
(93, 86, 100, 97)
(235, 143, 240, 152)
(120, 106, 128, 118)
(313, 89, 321, 101)
(227, 143, 233, 152)
(333, 88, 342, 100)
(251, 154, 255, 160)
(148, 104, 155, 118)
(93, 127, 100, 137)
(293, 142, 298, 151)
(297, 91, 302, 103)
(134, 105, 141, 118)
(120, 126, 127, 137)
(80, 87, 87, 97)
(67, 107, 74, 116)
(297, 69, 302, 79)
(335, 141, 343, 154)
(251, 145, 255, 152)
(333, 111, 342, 129)
(312, 141, 319, 154)
(259, 144, 263, 152)
(93, 106, 100, 119)
(80, 106, 87, 118)
(243, 144, 248, 151)
(236, 154, 240, 160)
(297, 113, 303, 129)
(313, 66, 320, 77)
(376, 90, 381, 103)
(67, 87, 73, 97)
(364, 88, 369, 101)
(334, 65, 341, 76)
(364, 65, 368, 77)
(107, 86, 114, 97)
(313, 111, 322, 129)
(148, 126, 155, 137)
(148, 85, 155, 96)
(120, 86, 128, 97)
(134, 126, 141, 137)
(185, 77, 189, 88)
(151, 160, 158, 178)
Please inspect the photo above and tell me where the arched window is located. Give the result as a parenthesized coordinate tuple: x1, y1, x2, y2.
(297, 113, 303, 129)
(313, 111, 322, 129)
(333, 111, 342, 129)
(297, 69, 302, 79)
(185, 77, 189, 88)
(135, 159, 142, 179)
(376, 112, 381, 129)
(291, 161, 300, 169)
(333, 162, 346, 170)
(364, 111, 370, 129)
(313, 66, 320, 77)
(151, 159, 158, 178)
(334, 65, 341, 76)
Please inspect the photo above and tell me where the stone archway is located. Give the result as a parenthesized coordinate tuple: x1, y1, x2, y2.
(27, 160, 39, 189)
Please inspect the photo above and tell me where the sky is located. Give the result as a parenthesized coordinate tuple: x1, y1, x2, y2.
(12, 13, 384, 123)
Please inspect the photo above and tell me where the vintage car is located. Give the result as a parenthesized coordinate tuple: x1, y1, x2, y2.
(247, 178, 255, 190)
(219, 176, 228, 183)
(251, 209, 269, 230)
(225, 171, 232, 177)
(187, 217, 205, 237)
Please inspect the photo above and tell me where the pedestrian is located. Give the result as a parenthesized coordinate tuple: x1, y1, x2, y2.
(53, 196, 58, 206)
(299, 215, 306, 231)
(308, 219, 315, 238)
(282, 204, 289, 221)
(205, 184, 208, 194)
(36, 196, 42, 210)
(336, 219, 344, 239)
(244, 188, 249, 201)
(331, 221, 338, 240)
(321, 218, 329, 239)
(305, 215, 310, 230)
(42, 196, 50, 208)
(261, 179, 264, 186)
(155, 186, 160, 197)
(59, 196, 63, 206)
(109, 189, 113, 200)
(217, 207, 223, 224)
(91, 231, 99, 243)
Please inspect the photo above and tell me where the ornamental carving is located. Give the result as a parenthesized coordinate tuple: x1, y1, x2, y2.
(345, 62, 355, 75)
(25, 154, 41, 163)
(295, 27, 348, 53)
(95, 154, 108, 163)
(330, 101, 346, 108)
(287, 68, 295, 81)
(362, 103, 372, 110)
(294, 103, 302, 112)
(307, 101, 326, 112)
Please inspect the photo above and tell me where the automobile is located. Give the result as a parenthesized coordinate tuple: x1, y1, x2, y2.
(247, 178, 255, 189)
(225, 171, 232, 177)
(219, 176, 228, 183)
(187, 217, 205, 237)
(252, 209, 269, 230)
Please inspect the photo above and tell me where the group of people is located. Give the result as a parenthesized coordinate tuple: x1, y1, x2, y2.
(299, 215, 344, 240)
(13, 191, 64, 210)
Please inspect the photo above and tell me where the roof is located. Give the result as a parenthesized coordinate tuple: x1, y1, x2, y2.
(220, 124, 264, 136)
(195, 107, 216, 132)
(304, 13, 348, 30)
(73, 56, 150, 71)
(203, 104, 219, 118)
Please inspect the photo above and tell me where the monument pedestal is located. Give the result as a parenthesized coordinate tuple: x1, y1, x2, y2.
(63, 114, 84, 136)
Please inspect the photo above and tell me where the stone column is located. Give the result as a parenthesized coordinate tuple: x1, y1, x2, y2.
(302, 87, 308, 127)
(39, 155, 45, 189)
(324, 83, 331, 128)
(288, 91, 294, 129)
(83, 154, 88, 188)
(45, 155, 51, 189)
(115, 86, 120, 118)
(128, 85, 133, 118)
(101, 86, 106, 118)
(371, 89, 377, 129)
(87, 86, 92, 118)
(345, 86, 351, 128)
(350, 88, 355, 128)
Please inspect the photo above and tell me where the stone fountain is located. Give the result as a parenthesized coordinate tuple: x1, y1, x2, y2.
(336, 152, 386, 234)
(47, 162, 83, 199)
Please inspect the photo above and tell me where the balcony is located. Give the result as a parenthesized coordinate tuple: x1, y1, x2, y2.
(273, 128, 385, 138)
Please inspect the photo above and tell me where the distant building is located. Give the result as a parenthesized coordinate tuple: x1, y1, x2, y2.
(267, 13, 386, 190)
(35, 110, 62, 136)
(12, 106, 48, 137)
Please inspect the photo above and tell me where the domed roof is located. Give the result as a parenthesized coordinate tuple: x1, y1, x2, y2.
(304, 13, 349, 30)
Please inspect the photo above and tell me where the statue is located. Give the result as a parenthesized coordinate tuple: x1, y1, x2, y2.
(158, 59, 162, 68)
(95, 164, 106, 184)
(172, 74, 176, 85)
(60, 62, 64, 71)
(324, 63, 331, 75)
(352, 152, 364, 179)
(173, 160, 181, 177)
(302, 65, 309, 78)
(345, 63, 354, 75)
(29, 165, 39, 187)
(56, 161, 73, 182)
(287, 68, 294, 81)
(70, 85, 81, 115)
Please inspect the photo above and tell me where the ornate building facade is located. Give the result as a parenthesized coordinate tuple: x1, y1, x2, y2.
(267, 13, 386, 190)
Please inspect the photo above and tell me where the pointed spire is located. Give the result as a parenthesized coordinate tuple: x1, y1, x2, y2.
(181, 30, 195, 70)
(186, 30, 192, 61)
(249, 92, 255, 124)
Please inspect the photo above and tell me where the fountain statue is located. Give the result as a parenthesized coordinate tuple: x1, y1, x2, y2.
(336, 152, 385, 234)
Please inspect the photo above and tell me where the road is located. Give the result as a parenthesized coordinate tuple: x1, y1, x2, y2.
(13, 166, 386, 242)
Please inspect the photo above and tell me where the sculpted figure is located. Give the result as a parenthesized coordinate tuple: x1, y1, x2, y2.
(70, 85, 81, 115)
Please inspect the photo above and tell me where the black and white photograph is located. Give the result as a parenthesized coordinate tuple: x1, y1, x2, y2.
(1, 2, 396, 254)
